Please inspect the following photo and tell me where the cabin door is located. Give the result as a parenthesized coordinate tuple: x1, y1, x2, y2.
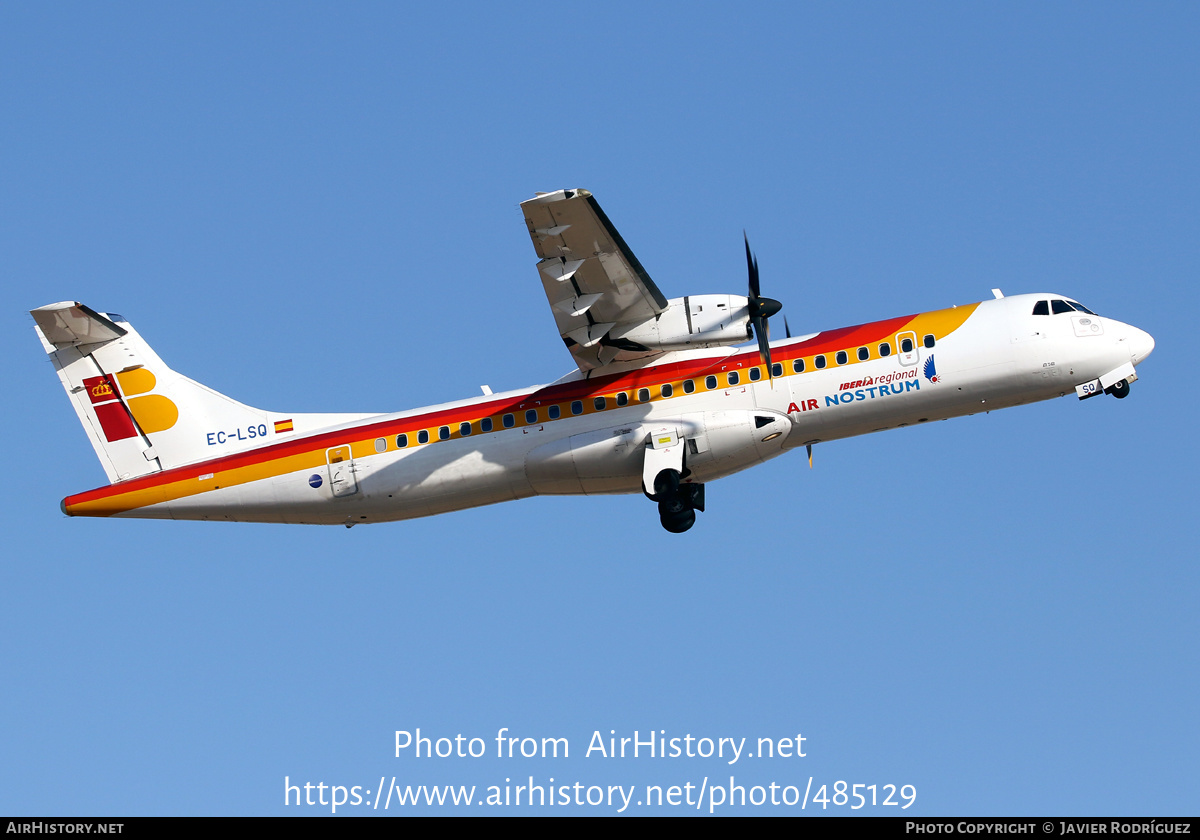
(896, 331, 919, 366)
(327, 446, 359, 497)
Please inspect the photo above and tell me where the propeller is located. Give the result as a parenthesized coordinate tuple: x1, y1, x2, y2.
(744, 233, 783, 377)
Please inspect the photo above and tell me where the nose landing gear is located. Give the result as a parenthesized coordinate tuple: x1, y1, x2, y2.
(1078, 363, 1138, 401)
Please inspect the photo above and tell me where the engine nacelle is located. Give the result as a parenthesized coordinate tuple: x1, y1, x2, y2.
(613, 295, 750, 351)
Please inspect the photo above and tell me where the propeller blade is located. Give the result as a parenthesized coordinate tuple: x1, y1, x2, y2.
(743, 233, 782, 377)
(744, 232, 760, 300)
(756, 317, 773, 381)
(807, 443, 813, 469)
(785, 315, 792, 339)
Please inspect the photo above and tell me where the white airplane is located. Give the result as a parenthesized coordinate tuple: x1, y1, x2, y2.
(32, 188, 1154, 533)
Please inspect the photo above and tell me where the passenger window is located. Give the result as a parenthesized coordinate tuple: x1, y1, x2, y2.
(637, 388, 650, 402)
(705, 375, 717, 389)
(793, 358, 805, 373)
(616, 392, 628, 406)
(502, 414, 515, 428)
(571, 400, 583, 415)
(1032, 300, 1050, 315)
(815, 355, 826, 369)
(1051, 299, 1073, 314)
(749, 367, 761, 382)
(548, 404, 561, 419)
(857, 347, 869, 361)
(900, 338, 914, 353)
(439, 426, 450, 441)
(594, 396, 607, 411)
(771, 362, 783, 377)
(375, 438, 387, 453)
(480, 418, 493, 433)
(661, 383, 674, 398)
(923, 334, 935, 349)
(396, 433, 408, 448)
(525, 409, 538, 423)
(683, 379, 695, 394)
(879, 342, 891, 357)
(728, 371, 740, 386)
(836, 350, 848, 365)
(459, 422, 471, 436)
(418, 430, 430, 444)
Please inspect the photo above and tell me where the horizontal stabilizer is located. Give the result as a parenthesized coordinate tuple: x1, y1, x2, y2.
(32, 302, 127, 348)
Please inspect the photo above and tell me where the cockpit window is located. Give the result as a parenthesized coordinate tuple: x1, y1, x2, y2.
(1032, 300, 1049, 315)
(1067, 300, 1096, 315)
(1051, 299, 1074, 315)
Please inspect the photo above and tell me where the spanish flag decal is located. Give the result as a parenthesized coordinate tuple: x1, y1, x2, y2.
(274, 419, 294, 434)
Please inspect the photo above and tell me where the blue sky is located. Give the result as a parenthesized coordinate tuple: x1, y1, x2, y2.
(2, 2, 1197, 815)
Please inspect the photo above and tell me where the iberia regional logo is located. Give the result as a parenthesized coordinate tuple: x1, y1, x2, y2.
(923, 354, 940, 383)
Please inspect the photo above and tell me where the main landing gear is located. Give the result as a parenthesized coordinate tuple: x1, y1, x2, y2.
(641, 426, 704, 533)
(649, 468, 705, 533)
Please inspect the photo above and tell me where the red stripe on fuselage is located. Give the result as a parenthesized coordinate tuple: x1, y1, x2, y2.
(63, 312, 921, 507)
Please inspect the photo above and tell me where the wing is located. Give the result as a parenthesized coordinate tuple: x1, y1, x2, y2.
(521, 189, 670, 371)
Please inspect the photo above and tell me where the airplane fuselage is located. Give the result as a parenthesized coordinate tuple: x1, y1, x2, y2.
(59, 292, 1153, 526)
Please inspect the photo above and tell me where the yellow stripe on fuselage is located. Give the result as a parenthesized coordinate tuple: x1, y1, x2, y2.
(65, 302, 981, 517)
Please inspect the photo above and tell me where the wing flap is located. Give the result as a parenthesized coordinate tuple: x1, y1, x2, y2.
(522, 189, 670, 370)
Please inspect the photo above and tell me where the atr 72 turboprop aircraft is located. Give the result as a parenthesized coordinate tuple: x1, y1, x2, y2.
(33, 189, 1154, 532)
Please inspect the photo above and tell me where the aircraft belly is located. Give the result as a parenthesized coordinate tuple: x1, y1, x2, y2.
(166, 480, 288, 523)
(525, 425, 644, 496)
(524, 407, 792, 495)
(348, 438, 529, 521)
(417, 451, 527, 515)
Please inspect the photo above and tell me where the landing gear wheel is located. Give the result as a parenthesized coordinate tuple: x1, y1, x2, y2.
(652, 468, 681, 499)
(658, 495, 688, 518)
(652, 468, 698, 532)
(1107, 379, 1130, 399)
(659, 507, 696, 533)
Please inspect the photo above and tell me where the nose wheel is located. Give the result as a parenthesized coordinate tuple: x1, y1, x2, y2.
(1080, 364, 1139, 401)
(1106, 379, 1130, 399)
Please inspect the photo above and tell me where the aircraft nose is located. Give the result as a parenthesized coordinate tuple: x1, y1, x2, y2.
(1129, 326, 1155, 365)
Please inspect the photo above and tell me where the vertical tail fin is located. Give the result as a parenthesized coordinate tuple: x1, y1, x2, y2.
(32, 302, 369, 483)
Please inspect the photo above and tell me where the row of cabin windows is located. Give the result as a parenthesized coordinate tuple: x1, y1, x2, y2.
(786, 334, 936, 374)
(372, 332, 939, 452)
(379, 382, 700, 450)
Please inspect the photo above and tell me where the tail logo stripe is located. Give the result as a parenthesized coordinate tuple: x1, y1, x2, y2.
(92, 401, 139, 442)
(127, 394, 179, 434)
(114, 368, 156, 396)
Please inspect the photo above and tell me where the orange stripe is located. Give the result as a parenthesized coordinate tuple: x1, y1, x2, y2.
(63, 303, 980, 517)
